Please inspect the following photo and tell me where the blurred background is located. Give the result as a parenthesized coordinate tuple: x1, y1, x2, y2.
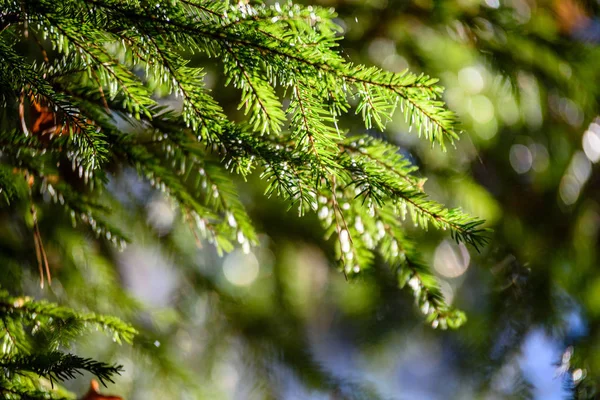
(3, 0, 600, 398)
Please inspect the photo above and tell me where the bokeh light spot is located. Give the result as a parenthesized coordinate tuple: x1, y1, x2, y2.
(223, 249, 259, 287)
(475, 118, 498, 140)
(572, 151, 592, 184)
(458, 66, 485, 94)
(498, 97, 520, 126)
(530, 143, 550, 172)
(146, 195, 176, 235)
(434, 240, 470, 278)
(509, 144, 533, 174)
(382, 54, 409, 73)
(469, 95, 495, 124)
(368, 38, 396, 63)
(559, 175, 581, 206)
(583, 125, 600, 163)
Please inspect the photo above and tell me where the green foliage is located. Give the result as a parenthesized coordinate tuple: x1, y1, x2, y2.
(1, 353, 123, 387)
(0, 290, 135, 399)
(0, 0, 491, 397)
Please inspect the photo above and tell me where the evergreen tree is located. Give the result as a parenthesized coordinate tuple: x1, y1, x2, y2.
(0, 0, 497, 398)
(321, 1, 600, 399)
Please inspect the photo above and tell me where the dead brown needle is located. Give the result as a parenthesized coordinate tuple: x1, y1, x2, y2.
(31, 204, 51, 288)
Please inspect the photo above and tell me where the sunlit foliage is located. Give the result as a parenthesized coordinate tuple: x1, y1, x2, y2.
(0, 0, 488, 397)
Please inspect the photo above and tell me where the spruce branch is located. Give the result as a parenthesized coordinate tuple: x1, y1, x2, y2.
(0, 292, 137, 345)
(222, 43, 286, 135)
(0, 377, 74, 400)
(0, 352, 123, 386)
(0, 0, 488, 333)
(0, 40, 107, 170)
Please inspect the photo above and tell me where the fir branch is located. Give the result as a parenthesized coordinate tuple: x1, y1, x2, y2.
(178, 0, 223, 19)
(338, 136, 424, 191)
(0, 292, 137, 345)
(0, 352, 123, 386)
(222, 43, 286, 135)
(201, 161, 258, 250)
(0, 39, 107, 170)
(290, 82, 340, 178)
(1, 318, 31, 355)
(374, 205, 466, 329)
(339, 153, 489, 250)
(0, 377, 74, 400)
(0, 0, 487, 336)
(41, 19, 155, 119)
(70, 0, 458, 145)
